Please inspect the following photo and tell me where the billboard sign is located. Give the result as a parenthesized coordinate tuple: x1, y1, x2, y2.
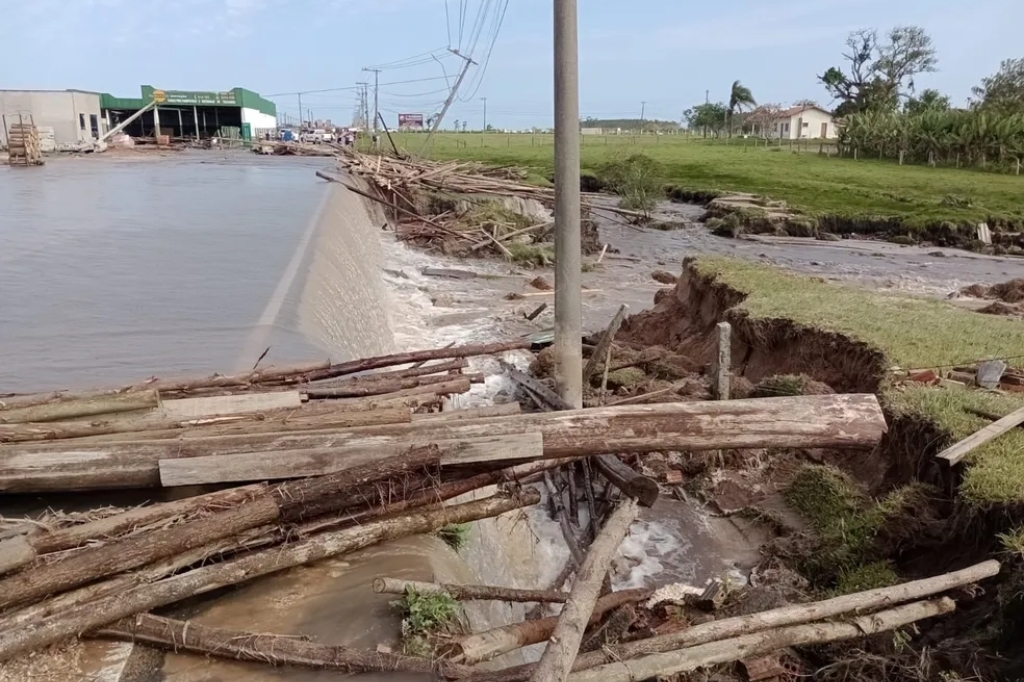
(398, 113, 424, 130)
(146, 87, 238, 106)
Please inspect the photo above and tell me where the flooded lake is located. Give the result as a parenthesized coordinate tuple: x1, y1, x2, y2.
(0, 152, 332, 393)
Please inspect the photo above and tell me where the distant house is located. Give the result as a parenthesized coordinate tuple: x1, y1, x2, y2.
(772, 105, 837, 140)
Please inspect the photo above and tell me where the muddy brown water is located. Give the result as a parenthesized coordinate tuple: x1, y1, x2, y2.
(6, 156, 1003, 681)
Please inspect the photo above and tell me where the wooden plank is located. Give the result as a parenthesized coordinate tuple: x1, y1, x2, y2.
(159, 391, 302, 419)
(936, 405, 1024, 465)
(158, 432, 544, 486)
(413, 403, 522, 421)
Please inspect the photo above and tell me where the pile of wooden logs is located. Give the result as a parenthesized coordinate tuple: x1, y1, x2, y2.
(0, 336, 969, 680)
(318, 150, 627, 256)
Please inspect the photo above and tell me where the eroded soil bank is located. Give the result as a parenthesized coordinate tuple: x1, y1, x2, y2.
(618, 258, 1024, 681)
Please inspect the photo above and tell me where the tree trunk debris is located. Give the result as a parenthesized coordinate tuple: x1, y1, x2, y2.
(0, 334, 902, 676)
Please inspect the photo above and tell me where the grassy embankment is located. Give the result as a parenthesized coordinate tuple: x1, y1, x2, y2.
(692, 256, 1024, 506)
(389, 132, 1024, 245)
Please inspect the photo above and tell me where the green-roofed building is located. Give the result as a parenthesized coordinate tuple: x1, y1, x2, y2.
(100, 85, 277, 141)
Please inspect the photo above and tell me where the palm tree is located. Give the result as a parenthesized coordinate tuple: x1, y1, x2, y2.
(728, 80, 757, 135)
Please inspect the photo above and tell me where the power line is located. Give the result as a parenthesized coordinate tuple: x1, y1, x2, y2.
(364, 47, 449, 70)
(460, 0, 509, 101)
(265, 77, 450, 98)
(444, 0, 451, 47)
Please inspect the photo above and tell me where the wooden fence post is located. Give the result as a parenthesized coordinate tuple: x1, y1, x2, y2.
(712, 322, 731, 400)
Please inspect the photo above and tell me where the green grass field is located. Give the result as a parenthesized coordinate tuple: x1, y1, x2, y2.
(386, 132, 1024, 228)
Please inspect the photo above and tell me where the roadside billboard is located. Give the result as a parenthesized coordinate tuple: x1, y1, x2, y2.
(398, 113, 424, 130)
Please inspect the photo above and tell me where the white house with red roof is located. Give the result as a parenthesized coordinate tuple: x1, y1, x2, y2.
(772, 104, 837, 140)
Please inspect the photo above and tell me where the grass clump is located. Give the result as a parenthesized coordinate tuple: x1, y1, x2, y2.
(998, 526, 1024, 559)
(390, 587, 460, 656)
(751, 374, 833, 398)
(834, 561, 900, 595)
(785, 465, 926, 587)
(438, 523, 471, 551)
(507, 242, 554, 267)
(600, 154, 664, 218)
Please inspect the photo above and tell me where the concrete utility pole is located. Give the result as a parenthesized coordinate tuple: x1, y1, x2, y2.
(553, 0, 582, 409)
(640, 101, 646, 133)
(481, 97, 488, 131)
(421, 48, 476, 151)
(363, 68, 382, 132)
(297, 93, 303, 128)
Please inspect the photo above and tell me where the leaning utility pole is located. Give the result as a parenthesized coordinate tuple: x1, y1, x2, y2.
(420, 49, 476, 152)
(640, 101, 646, 133)
(553, 0, 582, 409)
(363, 68, 382, 132)
(481, 97, 488, 131)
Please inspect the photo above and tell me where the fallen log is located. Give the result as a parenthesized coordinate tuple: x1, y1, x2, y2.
(465, 559, 1000, 682)
(97, 613, 475, 679)
(306, 340, 530, 382)
(509, 368, 659, 507)
(0, 390, 160, 424)
(544, 472, 586, 566)
(158, 391, 302, 419)
(581, 305, 628, 385)
(413, 403, 522, 421)
(305, 374, 482, 399)
(0, 361, 331, 411)
(0, 395, 887, 493)
(0, 491, 540, 662)
(0, 484, 266, 576)
(0, 447, 441, 609)
(530, 499, 639, 682)
(159, 432, 543, 486)
(0, 406, 411, 444)
(373, 578, 569, 603)
(593, 457, 659, 508)
(311, 358, 469, 387)
(449, 588, 651, 665)
(564, 599, 955, 682)
(308, 376, 472, 402)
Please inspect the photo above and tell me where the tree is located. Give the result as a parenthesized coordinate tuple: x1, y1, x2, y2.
(462, 121, 468, 133)
(683, 102, 729, 137)
(793, 99, 820, 108)
(453, 118, 460, 132)
(819, 26, 937, 116)
(747, 103, 784, 137)
(905, 89, 950, 116)
(972, 58, 1024, 114)
(727, 81, 757, 134)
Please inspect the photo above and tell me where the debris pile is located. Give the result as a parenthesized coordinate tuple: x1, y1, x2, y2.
(961, 278, 1024, 317)
(324, 151, 636, 261)
(0, 335, 983, 681)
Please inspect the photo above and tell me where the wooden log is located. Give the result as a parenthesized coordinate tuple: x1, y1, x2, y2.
(312, 358, 469, 387)
(0, 361, 330, 411)
(581, 305, 628, 385)
(530, 499, 640, 682)
(0, 448, 441, 609)
(593, 457, 659, 508)
(373, 578, 570, 603)
(0, 492, 539, 662)
(159, 433, 542, 486)
(712, 322, 732, 400)
(937, 405, 1024, 464)
(0, 395, 888, 493)
(413, 403, 522, 422)
(449, 588, 651, 665)
(465, 559, 1000, 682)
(159, 391, 302, 419)
(0, 484, 266, 577)
(563, 599, 956, 682)
(306, 340, 530, 382)
(307, 376, 472, 401)
(544, 473, 586, 566)
(0, 406, 411, 444)
(509, 369, 659, 507)
(305, 373, 482, 399)
(96, 613, 475, 679)
(0, 391, 160, 424)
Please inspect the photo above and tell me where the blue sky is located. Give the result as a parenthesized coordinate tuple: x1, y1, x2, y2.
(2, 0, 1020, 129)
